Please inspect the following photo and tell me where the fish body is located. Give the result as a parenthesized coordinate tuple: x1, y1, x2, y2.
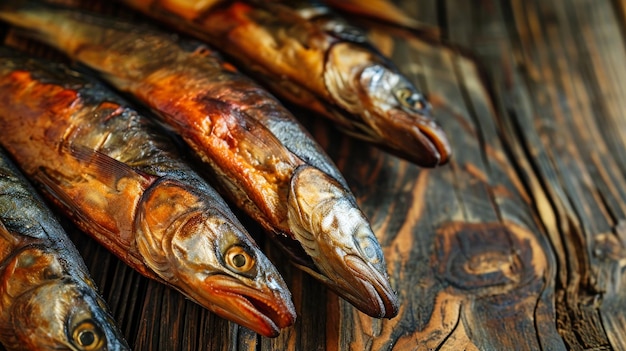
(122, 0, 451, 167)
(0, 2, 399, 318)
(0, 148, 129, 350)
(323, 0, 440, 36)
(0, 46, 295, 337)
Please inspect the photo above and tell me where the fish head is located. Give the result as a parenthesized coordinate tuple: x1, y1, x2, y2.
(287, 166, 398, 318)
(325, 43, 450, 166)
(361, 64, 451, 166)
(135, 179, 296, 337)
(0, 247, 129, 350)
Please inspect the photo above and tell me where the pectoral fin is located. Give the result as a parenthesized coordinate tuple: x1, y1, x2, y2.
(69, 145, 155, 187)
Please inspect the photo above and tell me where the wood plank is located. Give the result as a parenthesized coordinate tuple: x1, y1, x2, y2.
(445, 0, 626, 349)
(366, 24, 565, 350)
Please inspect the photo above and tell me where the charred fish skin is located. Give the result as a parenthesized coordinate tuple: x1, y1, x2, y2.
(322, 0, 441, 36)
(120, 0, 451, 167)
(0, 2, 399, 318)
(0, 46, 296, 337)
(0, 148, 130, 351)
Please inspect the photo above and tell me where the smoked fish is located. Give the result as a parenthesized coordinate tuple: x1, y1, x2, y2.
(121, 0, 451, 167)
(0, 2, 399, 318)
(323, 0, 440, 37)
(0, 46, 296, 337)
(0, 148, 129, 350)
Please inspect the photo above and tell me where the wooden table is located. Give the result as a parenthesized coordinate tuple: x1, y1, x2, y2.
(2, 0, 625, 350)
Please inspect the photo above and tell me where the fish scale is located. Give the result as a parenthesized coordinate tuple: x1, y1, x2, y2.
(0, 46, 296, 337)
(0, 1, 400, 318)
(121, 0, 451, 167)
(0, 147, 129, 350)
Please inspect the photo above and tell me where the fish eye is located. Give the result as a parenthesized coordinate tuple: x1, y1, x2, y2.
(225, 245, 255, 273)
(394, 87, 427, 111)
(358, 236, 383, 265)
(72, 320, 104, 351)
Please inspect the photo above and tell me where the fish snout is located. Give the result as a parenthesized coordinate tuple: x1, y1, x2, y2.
(343, 254, 399, 318)
(384, 108, 451, 167)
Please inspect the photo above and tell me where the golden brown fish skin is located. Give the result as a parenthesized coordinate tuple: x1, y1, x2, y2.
(0, 2, 398, 318)
(322, 0, 441, 36)
(0, 47, 295, 337)
(122, 0, 451, 167)
(0, 149, 129, 350)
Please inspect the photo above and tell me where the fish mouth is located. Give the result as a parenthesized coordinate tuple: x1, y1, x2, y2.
(414, 117, 451, 165)
(341, 254, 399, 318)
(204, 275, 296, 337)
(383, 108, 451, 167)
(295, 259, 398, 319)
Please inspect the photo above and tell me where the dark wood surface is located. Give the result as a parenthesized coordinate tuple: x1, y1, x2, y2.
(2, 0, 626, 350)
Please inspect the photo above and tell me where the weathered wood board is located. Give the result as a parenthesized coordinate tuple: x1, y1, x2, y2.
(439, 1, 626, 349)
(1, 0, 625, 350)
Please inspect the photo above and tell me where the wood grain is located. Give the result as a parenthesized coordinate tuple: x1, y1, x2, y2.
(0, 0, 624, 350)
(442, 0, 626, 349)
